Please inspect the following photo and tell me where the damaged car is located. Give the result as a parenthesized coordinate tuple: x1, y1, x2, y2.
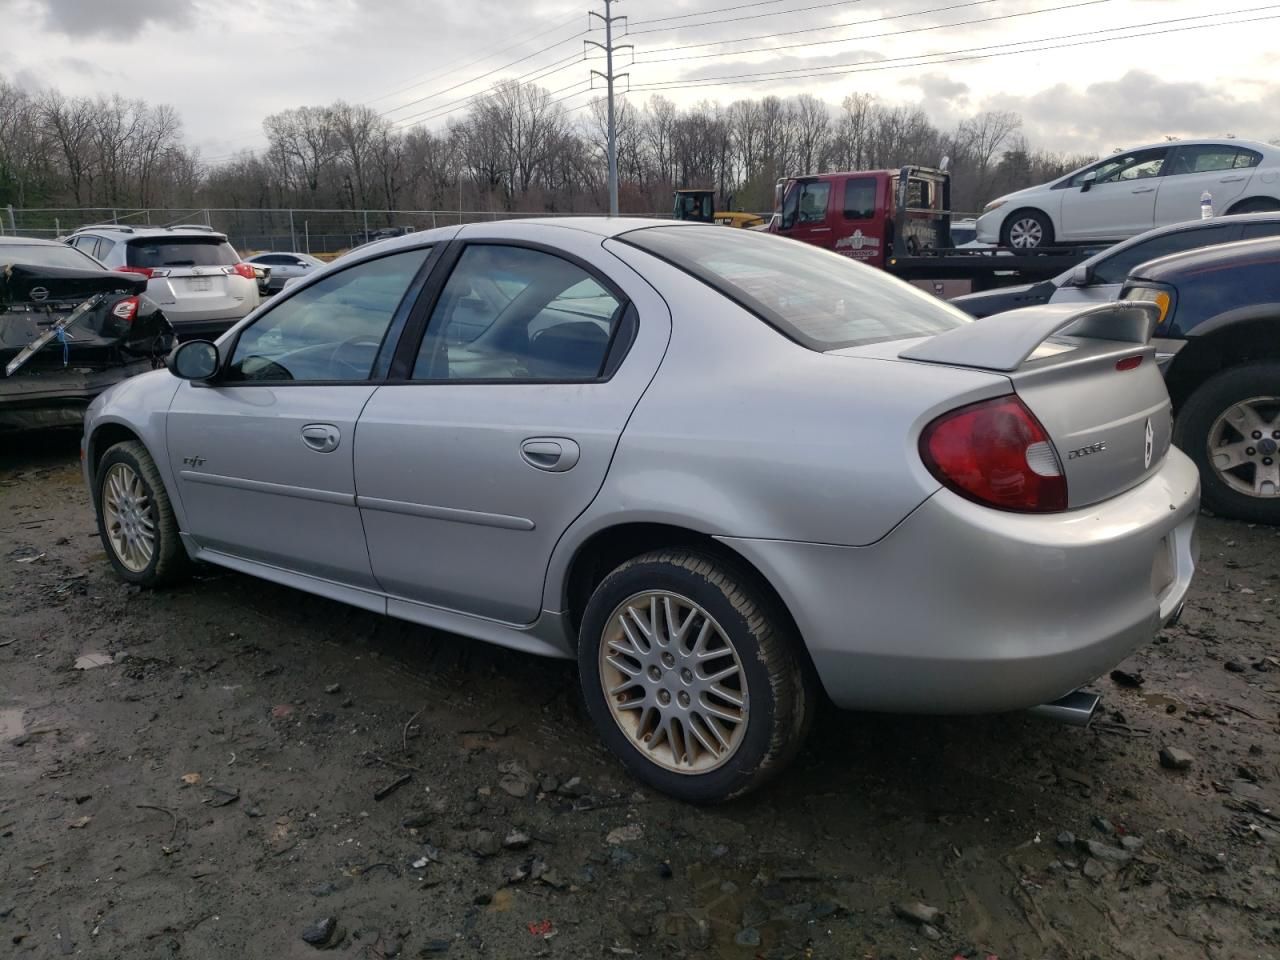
(2, 237, 174, 431)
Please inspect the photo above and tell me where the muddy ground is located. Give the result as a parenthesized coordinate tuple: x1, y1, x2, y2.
(1, 431, 1277, 960)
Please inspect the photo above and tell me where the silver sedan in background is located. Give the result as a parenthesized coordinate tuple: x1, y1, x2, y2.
(80, 219, 1199, 802)
(243, 251, 326, 292)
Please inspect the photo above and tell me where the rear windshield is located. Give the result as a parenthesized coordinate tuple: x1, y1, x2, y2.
(127, 236, 238, 268)
(2, 244, 104, 271)
(621, 225, 970, 349)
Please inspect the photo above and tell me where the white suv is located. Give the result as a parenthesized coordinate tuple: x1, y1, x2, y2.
(64, 225, 259, 338)
(977, 139, 1280, 248)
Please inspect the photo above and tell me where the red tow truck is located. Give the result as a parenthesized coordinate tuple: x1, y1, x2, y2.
(769, 166, 1099, 294)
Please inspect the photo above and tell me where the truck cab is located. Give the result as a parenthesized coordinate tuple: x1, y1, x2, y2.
(768, 167, 952, 266)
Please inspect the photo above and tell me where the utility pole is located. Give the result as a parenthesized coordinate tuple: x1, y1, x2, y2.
(587, 0, 630, 216)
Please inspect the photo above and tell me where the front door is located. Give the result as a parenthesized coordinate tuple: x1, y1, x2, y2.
(166, 245, 433, 588)
(1059, 147, 1169, 241)
(778, 179, 836, 251)
(355, 234, 670, 624)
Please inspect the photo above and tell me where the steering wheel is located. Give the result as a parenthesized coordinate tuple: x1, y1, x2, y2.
(325, 336, 382, 377)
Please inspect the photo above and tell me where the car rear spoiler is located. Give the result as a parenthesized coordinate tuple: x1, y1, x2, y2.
(899, 300, 1161, 373)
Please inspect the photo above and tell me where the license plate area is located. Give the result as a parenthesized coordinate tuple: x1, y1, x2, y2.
(187, 277, 213, 292)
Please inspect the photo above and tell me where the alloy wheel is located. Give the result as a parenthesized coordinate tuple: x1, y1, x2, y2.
(599, 591, 748, 774)
(1208, 396, 1280, 498)
(102, 463, 157, 573)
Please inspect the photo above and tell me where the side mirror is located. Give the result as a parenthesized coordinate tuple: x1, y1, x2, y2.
(1070, 263, 1093, 286)
(1080, 171, 1098, 193)
(168, 339, 220, 381)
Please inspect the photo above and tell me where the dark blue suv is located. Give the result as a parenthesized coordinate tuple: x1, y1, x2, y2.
(1122, 236, 1280, 523)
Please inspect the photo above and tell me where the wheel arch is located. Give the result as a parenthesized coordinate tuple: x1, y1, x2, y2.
(1225, 196, 1280, 214)
(1165, 315, 1280, 414)
(87, 421, 147, 499)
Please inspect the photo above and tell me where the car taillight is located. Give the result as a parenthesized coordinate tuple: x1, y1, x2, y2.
(118, 266, 171, 279)
(920, 395, 1067, 513)
(110, 296, 140, 323)
(224, 263, 256, 280)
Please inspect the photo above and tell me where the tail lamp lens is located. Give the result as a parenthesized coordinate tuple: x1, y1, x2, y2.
(920, 395, 1067, 512)
(225, 262, 256, 280)
(110, 296, 140, 323)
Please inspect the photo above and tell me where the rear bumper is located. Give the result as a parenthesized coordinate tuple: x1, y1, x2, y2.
(168, 316, 243, 341)
(0, 359, 155, 431)
(721, 449, 1200, 714)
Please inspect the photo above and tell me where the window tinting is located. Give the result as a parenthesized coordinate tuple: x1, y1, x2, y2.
(227, 247, 430, 382)
(127, 236, 238, 268)
(412, 245, 623, 382)
(1169, 144, 1264, 175)
(7, 243, 105, 271)
(623, 225, 971, 350)
(843, 178, 876, 219)
(1090, 224, 1235, 285)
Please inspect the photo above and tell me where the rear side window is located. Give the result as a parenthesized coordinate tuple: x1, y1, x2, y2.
(842, 178, 876, 220)
(1091, 224, 1236, 285)
(1169, 144, 1263, 174)
(622, 225, 970, 350)
(127, 237, 238, 268)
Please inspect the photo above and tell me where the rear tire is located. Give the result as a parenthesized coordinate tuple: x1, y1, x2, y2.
(1175, 364, 1280, 524)
(578, 549, 813, 803)
(1000, 209, 1055, 249)
(95, 441, 190, 586)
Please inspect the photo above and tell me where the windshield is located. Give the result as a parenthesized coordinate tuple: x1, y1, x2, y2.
(127, 236, 238, 268)
(621, 225, 971, 350)
(1, 244, 104, 271)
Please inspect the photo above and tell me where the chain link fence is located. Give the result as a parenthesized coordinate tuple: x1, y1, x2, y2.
(2, 206, 672, 256)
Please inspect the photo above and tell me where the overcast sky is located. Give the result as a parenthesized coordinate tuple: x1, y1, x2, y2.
(2, 0, 1278, 161)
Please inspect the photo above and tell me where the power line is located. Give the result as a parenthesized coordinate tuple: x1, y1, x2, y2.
(624, 6, 1280, 92)
(363, 12, 588, 106)
(628, 0, 870, 35)
(627, 0, 794, 27)
(633, 0, 1111, 65)
(635, 0, 997, 56)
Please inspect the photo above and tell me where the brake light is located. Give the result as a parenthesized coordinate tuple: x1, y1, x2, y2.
(920, 395, 1067, 512)
(110, 296, 139, 323)
(117, 266, 171, 279)
(224, 262, 256, 280)
(1115, 355, 1143, 371)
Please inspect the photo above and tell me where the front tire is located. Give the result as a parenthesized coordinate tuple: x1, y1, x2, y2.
(1175, 364, 1280, 524)
(1001, 208, 1055, 249)
(95, 441, 190, 586)
(578, 549, 813, 802)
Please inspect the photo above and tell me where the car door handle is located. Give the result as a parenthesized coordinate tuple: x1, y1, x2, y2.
(807, 227, 832, 232)
(520, 438, 580, 472)
(301, 423, 341, 453)
(1219, 175, 1246, 183)
(1131, 187, 1156, 194)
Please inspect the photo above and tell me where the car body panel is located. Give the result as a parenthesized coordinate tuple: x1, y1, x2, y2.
(82, 217, 1200, 718)
(977, 139, 1280, 246)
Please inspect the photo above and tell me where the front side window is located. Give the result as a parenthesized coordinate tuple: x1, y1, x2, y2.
(1091, 224, 1235, 285)
(412, 245, 624, 382)
(781, 181, 830, 228)
(622, 225, 970, 350)
(1068, 148, 1169, 186)
(227, 247, 430, 382)
(843, 178, 876, 220)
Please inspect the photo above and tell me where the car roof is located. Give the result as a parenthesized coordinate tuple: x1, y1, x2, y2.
(69, 225, 229, 240)
(0, 235, 65, 246)
(1107, 137, 1276, 155)
(1130, 235, 1280, 281)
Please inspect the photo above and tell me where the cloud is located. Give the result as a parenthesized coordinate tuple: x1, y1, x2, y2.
(978, 69, 1280, 154)
(29, 0, 199, 39)
(901, 72, 969, 102)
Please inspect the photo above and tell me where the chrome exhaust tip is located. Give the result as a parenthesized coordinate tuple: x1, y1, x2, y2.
(1028, 690, 1100, 727)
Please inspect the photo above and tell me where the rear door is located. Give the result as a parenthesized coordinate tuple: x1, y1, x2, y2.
(832, 175, 887, 265)
(1059, 147, 1169, 241)
(1156, 144, 1261, 224)
(354, 229, 671, 625)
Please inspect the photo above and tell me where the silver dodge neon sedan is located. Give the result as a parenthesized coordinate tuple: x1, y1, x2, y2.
(81, 218, 1199, 802)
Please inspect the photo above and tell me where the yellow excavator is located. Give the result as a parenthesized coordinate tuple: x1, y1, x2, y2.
(672, 189, 765, 229)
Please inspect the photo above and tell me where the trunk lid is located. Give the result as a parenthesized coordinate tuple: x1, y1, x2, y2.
(896, 301, 1170, 508)
(2, 262, 145, 308)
